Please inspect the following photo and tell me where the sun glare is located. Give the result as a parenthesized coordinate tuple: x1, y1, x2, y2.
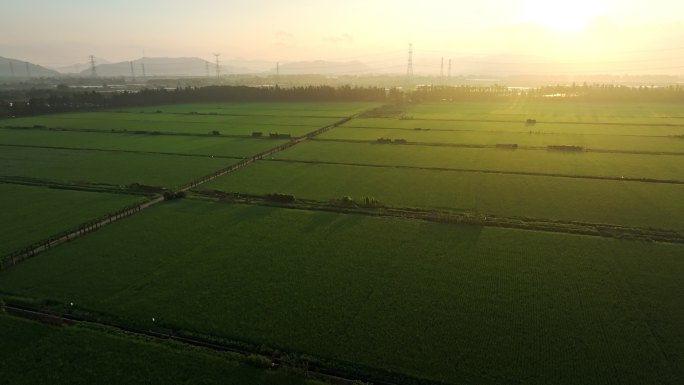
(523, 0, 608, 33)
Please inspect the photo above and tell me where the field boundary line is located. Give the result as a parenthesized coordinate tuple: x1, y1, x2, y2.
(192, 191, 684, 245)
(0, 125, 315, 138)
(310, 138, 684, 156)
(393, 117, 684, 128)
(344, 124, 682, 139)
(0, 176, 156, 196)
(263, 158, 684, 185)
(0, 143, 248, 160)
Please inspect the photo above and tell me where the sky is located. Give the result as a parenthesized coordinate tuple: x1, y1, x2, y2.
(1, 0, 683, 74)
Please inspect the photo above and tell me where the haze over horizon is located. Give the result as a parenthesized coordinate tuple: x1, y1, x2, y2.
(2, 0, 684, 76)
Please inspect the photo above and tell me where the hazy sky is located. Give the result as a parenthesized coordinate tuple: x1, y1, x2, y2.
(2, 0, 683, 74)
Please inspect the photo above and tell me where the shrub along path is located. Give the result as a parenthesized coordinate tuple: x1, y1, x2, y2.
(0, 113, 361, 271)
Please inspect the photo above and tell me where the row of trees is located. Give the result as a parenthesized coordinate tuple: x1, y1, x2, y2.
(411, 84, 684, 103)
(2, 83, 684, 118)
(0, 85, 388, 118)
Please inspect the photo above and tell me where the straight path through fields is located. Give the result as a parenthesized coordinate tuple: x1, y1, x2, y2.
(0, 113, 360, 270)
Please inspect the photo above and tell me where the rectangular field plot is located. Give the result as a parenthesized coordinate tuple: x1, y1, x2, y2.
(404, 101, 684, 125)
(4, 112, 334, 137)
(205, 161, 684, 230)
(0, 315, 306, 385)
(0, 183, 142, 256)
(115, 101, 378, 116)
(0, 129, 286, 158)
(346, 118, 684, 136)
(322, 124, 684, 153)
(275, 141, 684, 181)
(0, 201, 682, 384)
(0, 146, 234, 188)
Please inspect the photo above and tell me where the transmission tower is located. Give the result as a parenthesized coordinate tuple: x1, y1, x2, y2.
(276, 62, 280, 87)
(130, 61, 135, 80)
(406, 43, 414, 88)
(213, 53, 221, 79)
(89, 55, 97, 77)
(8, 60, 14, 78)
(25, 62, 31, 78)
(448, 59, 452, 79)
(141, 62, 146, 79)
(440, 57, 444, 79)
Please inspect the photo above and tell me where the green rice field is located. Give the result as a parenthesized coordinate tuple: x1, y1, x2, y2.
(205, 160, 684, 230)
(0, 129, 286, 157)
(1, 100, 682, 385)
(0, 201, 681, 385)
(275, 140, 684, 181)
(320, 124, 684, 152)
(0, 315, 314, 385)
(0, 183, 141, 256)
(0, 146, 235, 188)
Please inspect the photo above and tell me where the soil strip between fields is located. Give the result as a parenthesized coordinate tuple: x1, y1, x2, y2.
(310, 137, 684, 156)
(263, 158, 684, 185)
(193, 191, 684, 245)
(397, 117, 684, 128)
(344, 124, 683, 138)
(0, 176, 156, 196)
(0, 143, 248, 160)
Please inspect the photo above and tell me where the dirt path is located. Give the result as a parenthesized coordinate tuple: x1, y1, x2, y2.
(0, 114, 358, 270)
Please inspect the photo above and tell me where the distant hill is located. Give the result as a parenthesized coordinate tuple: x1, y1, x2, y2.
(80, 57, 243, 77)
(53, 57, 112, 74)
(0, 56, 60, 78)
(278, 60, 373, 75)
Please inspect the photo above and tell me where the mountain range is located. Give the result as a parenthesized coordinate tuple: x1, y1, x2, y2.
(1, 54, 682, 79)
(0, 56, 60, 78)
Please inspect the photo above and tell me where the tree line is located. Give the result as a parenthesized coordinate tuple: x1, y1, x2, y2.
(2, 83, 684, 118)
(410, 84, 684, 103)
(0, 85, 387, 118)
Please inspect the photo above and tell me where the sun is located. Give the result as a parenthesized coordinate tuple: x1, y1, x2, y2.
(522, 0, 608, 33)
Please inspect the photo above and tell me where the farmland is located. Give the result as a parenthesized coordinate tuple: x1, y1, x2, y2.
(205, 160, 684, 230)
(4, 102, 375, 137)
(0, 183, 141, 256)
(320, 124, 684, 153)
(0, 146, 235, 188)
(274, 140, 684, 181)
(0, 315, 315, 385)
(0, 201, 682, 384)
(0, 129, 287, 158)
(1, 99, 683, 384)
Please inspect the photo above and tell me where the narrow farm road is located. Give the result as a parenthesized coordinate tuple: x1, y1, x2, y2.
(0, 113, 360, 270)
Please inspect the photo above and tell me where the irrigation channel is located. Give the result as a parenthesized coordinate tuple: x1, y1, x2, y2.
(0, 115, 356, 270)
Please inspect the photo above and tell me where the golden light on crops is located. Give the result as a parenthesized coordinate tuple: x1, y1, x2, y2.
(522, 0, 609, 33)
